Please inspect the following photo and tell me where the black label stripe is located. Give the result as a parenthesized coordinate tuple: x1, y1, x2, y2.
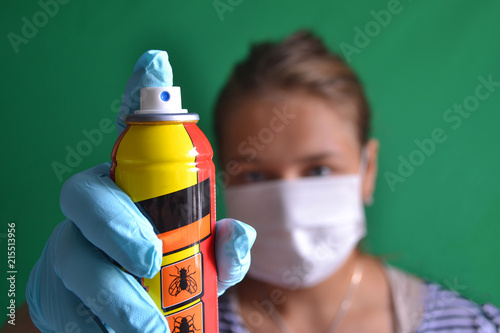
(137, 178, 211, 233)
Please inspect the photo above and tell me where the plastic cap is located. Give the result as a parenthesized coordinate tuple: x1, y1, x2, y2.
(135, 87, 187, 114)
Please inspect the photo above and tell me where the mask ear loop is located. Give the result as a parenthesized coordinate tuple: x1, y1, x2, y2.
(360, 146, 374, 206)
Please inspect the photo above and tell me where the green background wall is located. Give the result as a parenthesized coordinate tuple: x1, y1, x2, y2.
(2, 0, 499, 327)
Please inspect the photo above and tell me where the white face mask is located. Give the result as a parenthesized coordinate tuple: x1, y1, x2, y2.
(224, 174, 366, 289)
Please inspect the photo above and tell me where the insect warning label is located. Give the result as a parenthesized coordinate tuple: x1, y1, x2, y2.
(167, 302, 204, 333)
(161, 252, 203, 311)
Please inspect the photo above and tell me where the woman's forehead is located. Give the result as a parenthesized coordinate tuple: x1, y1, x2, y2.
(219, 94, 360, 162)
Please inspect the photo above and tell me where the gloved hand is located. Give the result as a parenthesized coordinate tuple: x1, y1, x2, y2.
(25, 50, 256, 332)
(26, 164, 255, 332)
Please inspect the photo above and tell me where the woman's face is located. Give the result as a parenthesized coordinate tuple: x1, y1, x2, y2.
(218, 92, 379, 201)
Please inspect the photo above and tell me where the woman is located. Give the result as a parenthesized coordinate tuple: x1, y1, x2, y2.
(213, 31, 500, 332)
(20, 31, 500, 333)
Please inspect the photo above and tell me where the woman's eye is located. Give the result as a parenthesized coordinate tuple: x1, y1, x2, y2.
(307, 165, 332, 177)
(242, 171, 267, 183)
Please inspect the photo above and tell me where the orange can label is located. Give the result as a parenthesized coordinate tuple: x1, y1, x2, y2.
(167, 302, 204, 333)
(161, 253, 203, 310)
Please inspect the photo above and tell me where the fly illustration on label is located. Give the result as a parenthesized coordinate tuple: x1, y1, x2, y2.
(169, 265, 198, 296)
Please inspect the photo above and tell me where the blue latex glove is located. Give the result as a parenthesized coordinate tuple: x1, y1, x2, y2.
(26, 50, 256, 332)
(116, 49, 173, 136)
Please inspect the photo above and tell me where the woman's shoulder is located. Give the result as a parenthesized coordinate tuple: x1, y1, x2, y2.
(384, 265, 500, 332)
(417, 281, 500, 332)
(384, 265, 426, 332)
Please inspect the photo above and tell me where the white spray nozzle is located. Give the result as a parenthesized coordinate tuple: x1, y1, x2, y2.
(135, 87, 187, 114)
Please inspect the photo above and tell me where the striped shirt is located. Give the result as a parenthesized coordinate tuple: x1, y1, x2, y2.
(416, 283, 500, 332)
(219, 277, 500, 332)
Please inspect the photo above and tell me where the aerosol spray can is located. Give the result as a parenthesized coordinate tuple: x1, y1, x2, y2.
(111, 86, 218, 332)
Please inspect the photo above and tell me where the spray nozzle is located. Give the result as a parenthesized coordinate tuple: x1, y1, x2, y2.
(135, 87, 187, 114)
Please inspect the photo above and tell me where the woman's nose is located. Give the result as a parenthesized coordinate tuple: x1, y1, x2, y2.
(279, 169, 302, 181)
